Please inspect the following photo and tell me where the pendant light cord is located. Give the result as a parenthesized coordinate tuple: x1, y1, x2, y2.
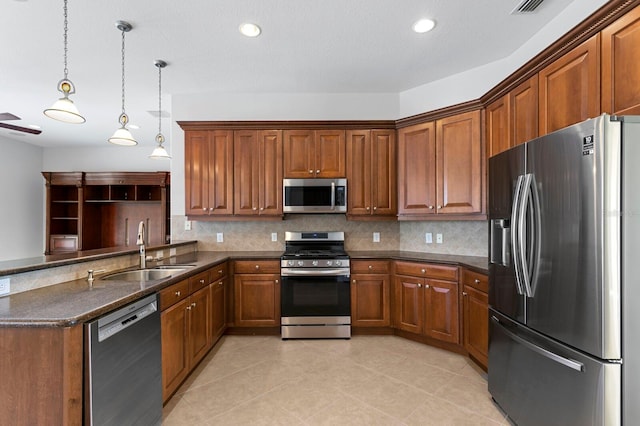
(63, 0, 69, 80)
(158, 65, 162, 135)
(120, 29, 126, 115)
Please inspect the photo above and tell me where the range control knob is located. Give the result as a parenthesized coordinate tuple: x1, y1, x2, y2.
(287, 260, 295, 267)
(326, 260, 333, 266)
(335, 260, 342, 266)
(312, 260, 319, 266)
(297, 260, 304, 267)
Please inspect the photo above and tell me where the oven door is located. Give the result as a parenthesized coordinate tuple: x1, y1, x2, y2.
(280, 270, 351, 318)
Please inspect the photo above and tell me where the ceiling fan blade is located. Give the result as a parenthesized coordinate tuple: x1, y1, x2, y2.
(0, 122, 42, 135)
(0, 112, 21, 121)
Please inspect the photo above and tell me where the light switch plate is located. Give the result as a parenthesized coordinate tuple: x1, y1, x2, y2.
(184, 220, 192, 231)
(0, 277, 10, 296)
(216, 233, 223, 243)
(271, 232, 278, 242)
(373, 232, 380, 243)
(425, 233, 432, 244)
(436, 233, 443, 244)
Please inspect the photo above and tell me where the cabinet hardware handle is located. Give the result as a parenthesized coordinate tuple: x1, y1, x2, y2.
(203, 208, 207, 212)
(373, 206, 377, 211)
(252, 207, 257, 211)
(218, 270, 223, 274)
(366, 206, 370, 210)
(462, 292, 468, 296)
(428, 205, 434, 209)
(425, 284, 430, 289)
(191, 302, 196, 307)
(218, 281, 223, 286)
(175, 291, 181, 297)
(421, 269, 426, 274)
(186, 306, 191, 311)
(474, 279, 480, 284)
(199, 279, 205, 284)
(255, 265, 260, 269)
(368, 265, 373, 270)
(437, 205, 442, 209)
(352, 279, 356, 283)
(275, 279, 279, 284)
(309, 170, 313, 174)
(418, 283, 422, 288)
(316, 170, 320, 174)
(260, 207, 264, 211)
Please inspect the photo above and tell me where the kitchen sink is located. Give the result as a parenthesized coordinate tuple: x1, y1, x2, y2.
(101, 267, 189, 281)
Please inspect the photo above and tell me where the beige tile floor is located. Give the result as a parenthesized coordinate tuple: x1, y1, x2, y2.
(163, 335, 509, 425)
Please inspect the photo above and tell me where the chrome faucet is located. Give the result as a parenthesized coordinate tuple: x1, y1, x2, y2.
(137, 221, 146, 269)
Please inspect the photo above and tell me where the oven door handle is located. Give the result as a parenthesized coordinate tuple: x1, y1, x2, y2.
(280, 268, 350, 277)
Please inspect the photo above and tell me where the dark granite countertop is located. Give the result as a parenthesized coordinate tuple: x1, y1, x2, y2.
(0, 249, 485, 328)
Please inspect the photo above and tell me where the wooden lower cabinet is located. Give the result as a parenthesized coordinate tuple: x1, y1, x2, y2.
(460, 269, 489, 369)
(350, 260, 391, 327)
(210, 273, 227, 343)
(161, 296, 190, 402)
(393, 262, 460, 344)
(188, 286, 211, 367)
(233, 260, 281, 327)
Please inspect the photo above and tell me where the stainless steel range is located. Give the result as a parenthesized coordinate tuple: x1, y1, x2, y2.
(280, 231, 351, 339)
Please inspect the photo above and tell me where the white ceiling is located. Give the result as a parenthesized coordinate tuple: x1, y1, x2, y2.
(2, 0, 585, 148)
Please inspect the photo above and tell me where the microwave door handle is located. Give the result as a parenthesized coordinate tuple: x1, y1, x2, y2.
(331, 181, 335, 211)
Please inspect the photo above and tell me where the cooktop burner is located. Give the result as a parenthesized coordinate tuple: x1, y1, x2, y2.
(281, 231, 349, 265)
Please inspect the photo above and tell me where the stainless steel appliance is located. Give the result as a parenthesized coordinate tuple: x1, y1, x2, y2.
(488, 114, 640, 425)
(281, 231, 351, 338)
(85, 293, 162, 425)
(283, 178, 347, 213)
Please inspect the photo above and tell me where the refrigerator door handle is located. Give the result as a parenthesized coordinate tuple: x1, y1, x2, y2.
(511, 175, 526, 296)
(491, 316, 584, 372)
(518, 174, 534, 298)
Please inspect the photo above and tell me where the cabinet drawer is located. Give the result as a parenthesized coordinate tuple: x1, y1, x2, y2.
(461, 269, 488, 293)
(189, 270, 210, 293)
(50, 235, 78, 252)
(351, 260, 390, 274)
(394, 261, 458, 281)
(159, 279, 190, 310)
(209, 262, 228, 280)
(234, 260, 280, 274)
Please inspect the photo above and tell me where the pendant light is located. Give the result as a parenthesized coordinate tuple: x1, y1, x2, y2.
(108, 21, 137, 146)
(149, 60, 171, 159)
(43, 0, 85, 124)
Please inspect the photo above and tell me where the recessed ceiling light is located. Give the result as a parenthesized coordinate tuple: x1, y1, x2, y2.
(239, 23, 261, 37)
(412, 18, 436, 34)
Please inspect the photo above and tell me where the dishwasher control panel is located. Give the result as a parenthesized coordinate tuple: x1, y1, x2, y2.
(97, 295, 158, 342)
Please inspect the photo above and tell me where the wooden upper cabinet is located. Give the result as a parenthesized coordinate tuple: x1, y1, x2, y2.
(283, 130, 345, 178)
(233, 130, 283, 216)
(397, 121, 437, 215)
(185, 130, 233, 216)
(601, 4, 640, 115)
(538, 34, 600, 135)
(436, 110, 484, 215)
(511, 75, 539, 146)
(346, 129, 396, 218)
(486, 95, 511, 158)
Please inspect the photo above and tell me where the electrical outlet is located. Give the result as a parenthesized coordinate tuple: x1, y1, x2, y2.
(436, 233, 443, 244)
(216, 233, 224, 243)
(425, 232, 432, 244)
(0, 277, 10, 296)
(184, 220, 192, 231)
(373, 232, 380, 243)
(271, 232, 278, 242)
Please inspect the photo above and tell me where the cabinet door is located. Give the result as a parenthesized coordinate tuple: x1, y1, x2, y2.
(346, 130, 372, 216)
(486, 95, 511, 158)
(601, 5, 640, 115)
(284, 130, 314, 178)
(462, 285, 489, 368)
(184, 131, 210, 216)
(315, 130, 346, 177)
(208, 131, 234, 215)
(397, 122, 436, 215)
(436, 110, 483, 215)
(351, 274, 390, 327)
(539, 34, 600, 135)
(258, 130, 283, 215)
(161, 298, 189, 402)
(188, 287, 211, 367)
(234, 274, 280, 326)
(210, 277, 226, 344)
(424, 279, 459, 344)
(393, 275, 424, 334)
(370, 130, 397, 216)
(233, 130, 260, 215)
(511, 75, 539, 146)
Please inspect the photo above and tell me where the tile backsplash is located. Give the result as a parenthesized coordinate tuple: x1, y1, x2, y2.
(172, 215, 488, 257)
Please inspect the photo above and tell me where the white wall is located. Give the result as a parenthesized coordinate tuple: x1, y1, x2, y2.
(0, 136, 44, 261)
(42, 146, 171, 172)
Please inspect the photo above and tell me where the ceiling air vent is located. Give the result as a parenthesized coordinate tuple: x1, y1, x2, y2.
(511, 0, 545, 14)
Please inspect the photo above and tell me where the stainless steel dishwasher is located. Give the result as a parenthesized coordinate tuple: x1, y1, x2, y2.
(85, 293, 162, 426)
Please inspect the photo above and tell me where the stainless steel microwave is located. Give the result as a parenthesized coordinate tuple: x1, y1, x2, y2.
(283, 178, 347, 213)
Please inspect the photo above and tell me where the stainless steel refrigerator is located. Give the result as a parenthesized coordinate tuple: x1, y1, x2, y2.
(488, 114, 640, 425)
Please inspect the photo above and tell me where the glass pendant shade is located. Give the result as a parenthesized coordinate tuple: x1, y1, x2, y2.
(149, 144, 171, 159)
(44, 93, 85, 124)
(108, 126, 137, 146)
